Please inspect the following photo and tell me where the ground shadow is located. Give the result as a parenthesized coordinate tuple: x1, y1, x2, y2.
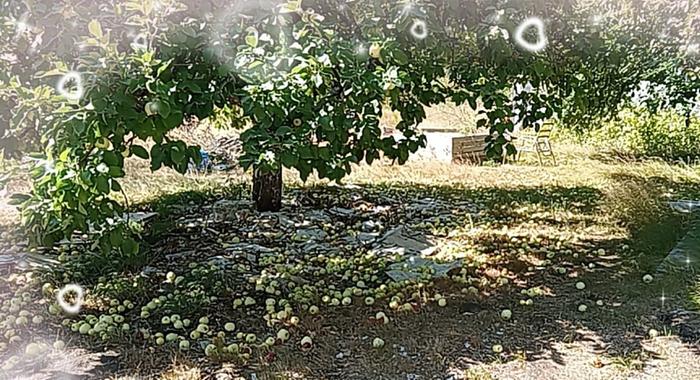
(4, 177, 700, 379)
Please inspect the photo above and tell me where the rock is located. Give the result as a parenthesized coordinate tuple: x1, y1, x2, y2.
(669, 200, 700, 213)
(660, 309, 700, 340)
(0, 255, 13, 266)
(378, 226, 437, 256)
(362, 220, 382, 232)
(294, 228, 327, 241)
(407, 198, 439, 212)
(386, 256, 461, 282)
(276, 215, 296, 227)
(140, 266, 160, 277)
(398, 345, 408, 357)
(460, 302, 482, 315)
(659, 216, 700, 272)
(123, 212, 158, 224)
(328, 207, 354, 217)
(306, 210, 333, 223)
(224, 243, 275, 254)
(357, 232, 380, 244)
(370, 205, 392, 214)
(207, 256, 235, 269)
(165, 250, 196, 261)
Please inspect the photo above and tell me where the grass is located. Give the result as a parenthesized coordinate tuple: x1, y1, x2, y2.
(1, 142, 700, 379)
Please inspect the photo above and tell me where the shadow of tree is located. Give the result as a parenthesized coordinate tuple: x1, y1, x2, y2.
(6, 176, 700, 379)
(249, 181, 699, 379)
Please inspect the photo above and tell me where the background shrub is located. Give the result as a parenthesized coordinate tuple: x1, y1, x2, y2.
(561, 107, 700, 162)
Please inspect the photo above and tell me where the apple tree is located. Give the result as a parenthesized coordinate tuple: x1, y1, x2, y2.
(6, 0, 695, 255)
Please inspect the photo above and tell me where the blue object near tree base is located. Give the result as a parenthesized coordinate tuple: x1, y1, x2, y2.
(188, 149, 211, 173)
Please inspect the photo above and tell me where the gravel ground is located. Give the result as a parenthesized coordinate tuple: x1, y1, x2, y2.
(481, 336, 700, 380)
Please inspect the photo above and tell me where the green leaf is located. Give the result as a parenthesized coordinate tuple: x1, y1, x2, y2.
(467, 97, 477, 110)
(120, 238, 139, 256)
(275, 126, 292, 135)
(95, 176, 110, 194)
(182, 81, 202, 93)
(281, 0, 301, 13)
(157, 101, 171, 118)
(88, 19, 103, 39)
(108, 166, 124, 177)
(164, 111, 184, 129)
(8, 193, 30, 205)
(151, 145, 164, 171)
(109, 230, 122, 246)
(392, 50, 409, 65)
(398, 148, 409, 163)
(280, 151, 298, 167)
(297, 160, 311, 181)
(245, 32, 258, 48)
(103, 151, 119, 166)
(156, 59, 173, 78)
(34, 68, 66, 79)
(170, 146, 185, 164)
(131, 145, 149, 159)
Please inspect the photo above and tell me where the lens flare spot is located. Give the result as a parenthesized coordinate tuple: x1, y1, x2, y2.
(410, 19, 428, 40)
(56, 71, 84, 101)
(514, 17, 547, 53)
(56, 284, 84, 314)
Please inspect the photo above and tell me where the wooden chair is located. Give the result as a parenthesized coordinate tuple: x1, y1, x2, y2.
(515, 122, 556, 165)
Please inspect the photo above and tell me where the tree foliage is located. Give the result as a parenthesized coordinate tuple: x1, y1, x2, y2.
(2, 0, 698, 253)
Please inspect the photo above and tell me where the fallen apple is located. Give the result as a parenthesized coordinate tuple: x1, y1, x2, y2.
(301, 336, 313, 351)
(500, 309, 512, 320)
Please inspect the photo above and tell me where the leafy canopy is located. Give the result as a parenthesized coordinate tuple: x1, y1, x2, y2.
(2, 0, 696, 253)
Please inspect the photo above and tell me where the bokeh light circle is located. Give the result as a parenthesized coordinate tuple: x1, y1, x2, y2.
(56, 71, 84, 101)
(56, 284, 84, 314)
(410, 19, 428, 40)
(514, 17, 547, 53)
(132, 33, 148, 51)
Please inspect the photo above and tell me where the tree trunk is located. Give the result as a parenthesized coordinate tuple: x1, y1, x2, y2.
(252, 165, 282, 212)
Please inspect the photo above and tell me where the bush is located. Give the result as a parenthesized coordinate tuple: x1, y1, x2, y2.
(579, 108, 700, 161)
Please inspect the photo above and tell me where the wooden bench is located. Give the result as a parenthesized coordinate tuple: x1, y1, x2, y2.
(452, 133, 489, 164)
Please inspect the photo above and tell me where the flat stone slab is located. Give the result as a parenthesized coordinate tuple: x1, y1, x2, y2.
(386, 256, 461, 282)
(0, 252, 60, 270)
(659, 202, 700, 272)
(378, 226, 437, 256)
(669, 200, 700, 214)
